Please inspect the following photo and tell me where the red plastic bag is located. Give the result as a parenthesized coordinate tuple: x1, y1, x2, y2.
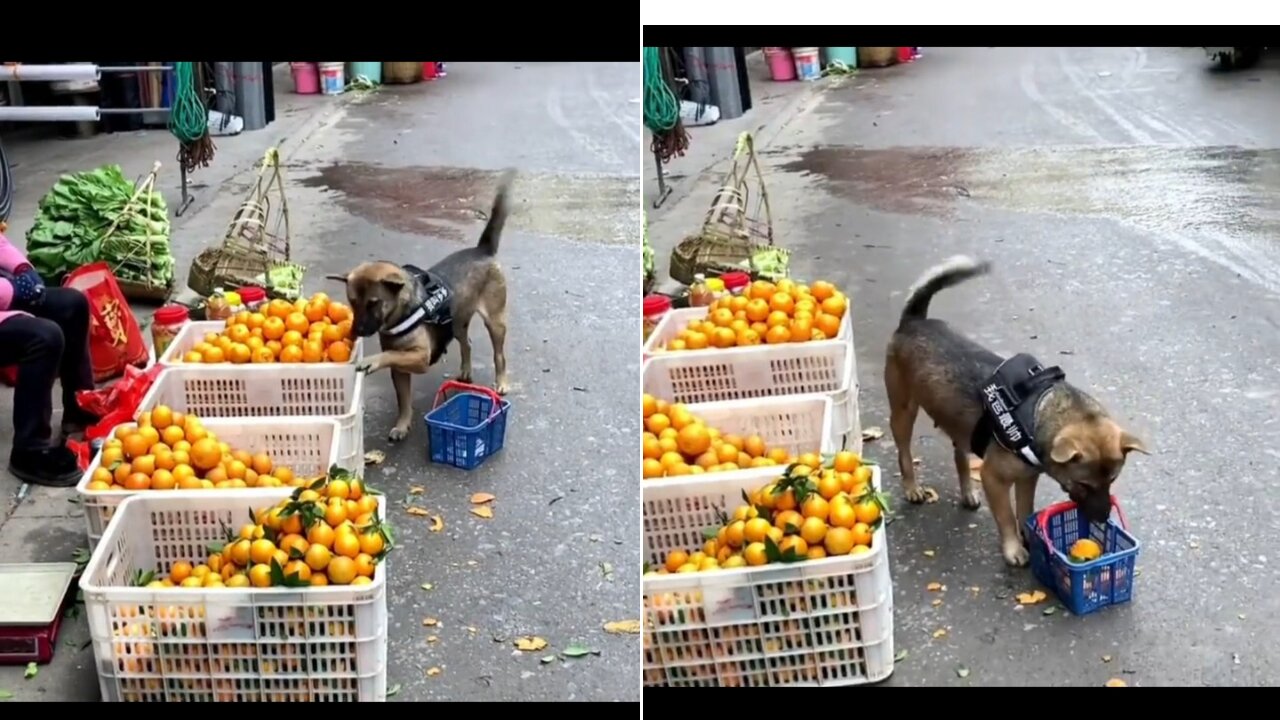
(63, 263, 149, 383)
(67, 362, 164, 470)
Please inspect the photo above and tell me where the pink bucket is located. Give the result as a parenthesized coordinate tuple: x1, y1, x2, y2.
(764, 48, 796, 81)
(291, 62, 319, 94)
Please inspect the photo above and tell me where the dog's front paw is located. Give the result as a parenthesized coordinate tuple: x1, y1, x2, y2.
(494, 378, 510, 396)
(388, 425, 410, 443)
(961, 489, 983, 510)
(1002, 541, 1030, 568)
(903, 484, 934, 504)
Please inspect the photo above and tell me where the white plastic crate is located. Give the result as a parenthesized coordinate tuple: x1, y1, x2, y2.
(641, 467, 893, 688)
(138, 366, 364, 472)
(158, 321, 365, 367)
(643, 395, 835, 492)
(80, 491, 388, 702)
(643, 306, 852, 357)
(77, 417, 341, 548)
(643, 338, 862, 455)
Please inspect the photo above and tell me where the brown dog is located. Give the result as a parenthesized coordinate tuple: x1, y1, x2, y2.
(328, 170, 515, 442)
(884, 256, 1148, 567)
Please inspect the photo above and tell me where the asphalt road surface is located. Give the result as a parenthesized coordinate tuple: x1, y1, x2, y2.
(285, 62, 642, 700)
(679, 47, 1280, 687)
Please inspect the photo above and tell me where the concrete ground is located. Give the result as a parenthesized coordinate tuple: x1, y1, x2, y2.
(646, 47, 1280, 687)
(1, 61, 641, 701)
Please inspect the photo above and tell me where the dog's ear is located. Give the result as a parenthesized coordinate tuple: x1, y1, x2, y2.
(380, 276, 406, 295)
(1049, 434, 1082, 464)
(325, 273, 349, 284)
(1119, 430, 1149, 456)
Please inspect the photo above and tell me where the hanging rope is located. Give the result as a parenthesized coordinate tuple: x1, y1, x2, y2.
(644, 47, 690, 163)
(169, 61, 215, 173)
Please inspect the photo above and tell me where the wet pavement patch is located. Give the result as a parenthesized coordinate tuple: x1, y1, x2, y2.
(299, 162, 639, 246)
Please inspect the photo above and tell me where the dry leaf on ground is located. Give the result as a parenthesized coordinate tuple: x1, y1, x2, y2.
(603, 620, 641, 635)
(926, 582, 944, 592)
(931, 599, 943, 607)
(923, 550, 936, 558)
(515, 636, 548, 652)
(406, 507, 431, 517)
(409, 486, 425, 495)
(932, 628, 948, 639)
(1105, 678, 1127, 687)
(470, 506, 494, 519)
(430, 516, 445, 532)
(426, 667, 442, 677)
(426, 636, 439, 644)
(1015, 590, 1048, 605)
(364, 450, 386, 466)
(470, 492, 496, 504)
(422, 617, 440, 627)
(862, 426, 885, 441)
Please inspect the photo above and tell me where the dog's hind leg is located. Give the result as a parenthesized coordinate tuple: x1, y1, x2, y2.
(389, 370, 414, 442)
(479, 305, 510, 395)
(954, 446, 982, 510)
(886, 359, 928, 503)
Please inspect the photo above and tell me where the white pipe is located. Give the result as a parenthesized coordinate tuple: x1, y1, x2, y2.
(0, 105, 100, 122)
(0, 64, 100, 83)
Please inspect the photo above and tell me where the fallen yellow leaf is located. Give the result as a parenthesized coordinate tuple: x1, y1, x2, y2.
(603, 620, 641, 635)
(926, 582, 944, 592)
(426, 667, 442, 677)
(470, 492, 496, 504)
(931, 599, 943, 607)
(430, 516, 445, 533)
(1105, 678, 1127, 687)
(470, 506, 494, 519)
(1016, 590, 1048, 605)
(422, 617, 439, 627)
(426, 635, 439, 644)
(407, 507, 431, 517)
(932, 628, 948, 639)
(409, 486, 425, 495)
(515, 636, 548, 652)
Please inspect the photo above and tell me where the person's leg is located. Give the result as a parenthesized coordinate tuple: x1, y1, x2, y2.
(0, 315, 80, 486)
(28, 287, 97, 429)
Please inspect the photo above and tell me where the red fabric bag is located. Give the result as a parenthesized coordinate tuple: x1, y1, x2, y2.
(62, 263, 149, 383)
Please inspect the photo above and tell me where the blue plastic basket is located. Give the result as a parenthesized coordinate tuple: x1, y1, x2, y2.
(1025, 497, 1140, 617)
(423, 381, 511, 470)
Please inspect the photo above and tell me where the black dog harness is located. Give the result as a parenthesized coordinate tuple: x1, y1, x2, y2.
(384, 264, 454, 338)
(969, 353, 1065, 468)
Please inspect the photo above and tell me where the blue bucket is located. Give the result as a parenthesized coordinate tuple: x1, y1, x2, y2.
(822, 47, 858, 68)
(348, 61, 382, 84)
(1025, 498, 1140, 616)
(424, 381, 511, 470)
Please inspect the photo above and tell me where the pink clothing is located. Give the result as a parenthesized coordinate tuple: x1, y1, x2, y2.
(0, 231, 33, 325)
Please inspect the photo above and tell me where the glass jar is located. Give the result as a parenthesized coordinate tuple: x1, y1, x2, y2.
(151, 304, 190, 359)
(688, 273, 715, 308)
(237, 286, 267, 312)
(205, 288, 233, 322)
(643, 294, 672, 342)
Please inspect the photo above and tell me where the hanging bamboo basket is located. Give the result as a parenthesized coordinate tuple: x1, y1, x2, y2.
(669, 132, 781, 285)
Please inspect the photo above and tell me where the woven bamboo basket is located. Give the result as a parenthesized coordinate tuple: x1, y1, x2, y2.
(187, 148, 300, 298)
(382, 62, 422, 85)
(858, 47, 898, 68)
(669, 132, 777, 285)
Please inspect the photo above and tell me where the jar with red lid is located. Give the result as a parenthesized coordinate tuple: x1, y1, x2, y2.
(152, 304, 190, 359)
(720, 272, 750, 295)
(643, 294, 672, 342)
(237, 286, 268, 312)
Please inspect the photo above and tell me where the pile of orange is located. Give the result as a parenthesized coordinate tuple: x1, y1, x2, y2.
(135, 473, 389, 588)
(658, 279, 849, 351)
(646, 454, 883, 574)
(180, 292, 356, 364)
(84, 405, 307, 492)
(642, 393, 817, 479)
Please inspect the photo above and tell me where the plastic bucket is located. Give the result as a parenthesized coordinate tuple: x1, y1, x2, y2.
(793, 47, 822, 81)
(822, 47, 858, 68)
(290, 62, 319, 95)
(763, 48, 796, 81)
(348, 61, 381, 84)
(319, 62, 345, 95)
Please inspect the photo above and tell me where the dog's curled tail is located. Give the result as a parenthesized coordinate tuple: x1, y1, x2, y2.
(477, 169, 516, 256)
(899, 255, 991, 326)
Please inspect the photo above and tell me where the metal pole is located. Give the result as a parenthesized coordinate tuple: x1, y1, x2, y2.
(0, 64, 99, 83)
(652, 146, 672, 209)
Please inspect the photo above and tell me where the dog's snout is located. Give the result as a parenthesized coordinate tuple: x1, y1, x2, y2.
(1079, 491, 1111, 525)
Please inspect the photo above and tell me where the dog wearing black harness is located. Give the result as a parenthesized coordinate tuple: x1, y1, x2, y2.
(328, 170, 515, 443)
(884, 256, 1148, 567)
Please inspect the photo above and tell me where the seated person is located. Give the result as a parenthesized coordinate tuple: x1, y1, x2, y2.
(0, 232, 97, 486)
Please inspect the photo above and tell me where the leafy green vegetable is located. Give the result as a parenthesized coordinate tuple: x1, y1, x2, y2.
(24, 164, 174, 288)
(642, 212, 654, 279)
